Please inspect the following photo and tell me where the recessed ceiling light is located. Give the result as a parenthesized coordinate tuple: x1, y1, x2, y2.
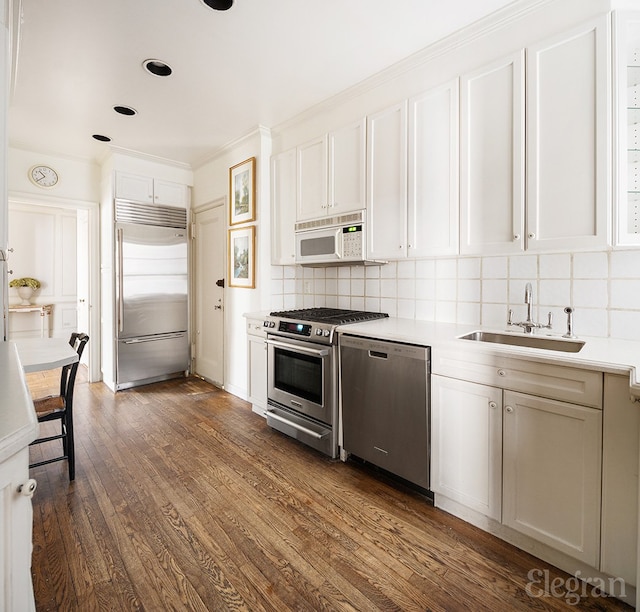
(143, 59, 172, 77)
(113, 105, 137, 116)
(201, 0, 233, 10)
(92, 134, 111, 142)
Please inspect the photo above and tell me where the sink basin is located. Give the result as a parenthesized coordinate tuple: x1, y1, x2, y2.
(458, 330, 585, 353)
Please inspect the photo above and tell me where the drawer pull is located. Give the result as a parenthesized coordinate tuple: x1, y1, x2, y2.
(498, 369, 506, 377)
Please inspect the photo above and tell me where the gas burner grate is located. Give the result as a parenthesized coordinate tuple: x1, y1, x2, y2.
(269, 307, 388, 325)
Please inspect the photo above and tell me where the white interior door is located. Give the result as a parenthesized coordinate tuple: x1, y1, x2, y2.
(193, 202, 225, 386)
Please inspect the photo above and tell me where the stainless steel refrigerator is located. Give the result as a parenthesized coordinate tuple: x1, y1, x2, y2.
(115, 202, 189, 390)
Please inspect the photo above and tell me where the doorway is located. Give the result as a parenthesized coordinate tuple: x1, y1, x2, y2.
(192, 200, 226, 386)
(7, 198, 99, 380)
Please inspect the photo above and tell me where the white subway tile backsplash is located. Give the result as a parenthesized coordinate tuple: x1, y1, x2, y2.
(458, 257, 481, 279)
(570, 308, 607, 338)
(436, 259, 456, 278)
(435, 301, 457, 323)
(610, 309, 640, 341)
(482, 303, 509, 328)
(539, 279, 570, 306)
(509, 255, 537, 279)
(397, 279, 416, 300)
(351, 278, 365, 296)
(539, 253, 570, 278)
(416, 278, 435, 300)
(380, 279, 397, 298)
(458, 279, 481, 303)
(611, 250, 640, 278)
(380, 297, 397, 317)
(436, 278, 457, 301)
(610, 279, 640, 309)
(351, 296, 365, 310)
(397, 260, 416, 278)
(482, 256, 508, 278)
(573, 252, 608, 278)
(380, 261, 397, 278)
(482, 279, 507, 303)
(573, 279, 608, 309)
(279, 248, 640, 340)
(397, 299, 415, 319)
(457, 302, 481, 326)
(365, 278, 380, 297)
(415, 300, 435, 321)
(415, 259, 435, 278)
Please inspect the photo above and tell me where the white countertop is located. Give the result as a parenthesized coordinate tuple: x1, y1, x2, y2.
(338, 317, 640, 395)
(0, 342, 38, 463)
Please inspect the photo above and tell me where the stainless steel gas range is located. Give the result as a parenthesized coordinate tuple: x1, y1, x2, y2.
(263, 307, 388, 458)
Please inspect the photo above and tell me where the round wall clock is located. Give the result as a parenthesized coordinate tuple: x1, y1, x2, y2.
(28, 165, 59, 188)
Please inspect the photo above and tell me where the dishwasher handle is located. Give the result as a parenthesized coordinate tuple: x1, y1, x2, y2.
(368, 350, 388, 359)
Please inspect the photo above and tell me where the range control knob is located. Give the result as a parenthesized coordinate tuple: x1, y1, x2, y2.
(323, 330, 330, 337)
(263, 321, 269, 327)
(269, 321, 275, 328)
(315, 329, 323, 336)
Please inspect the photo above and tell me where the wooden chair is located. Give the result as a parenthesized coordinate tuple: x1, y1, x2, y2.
(29, 332, 89, 481)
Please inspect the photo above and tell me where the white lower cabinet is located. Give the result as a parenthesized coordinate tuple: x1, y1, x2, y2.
(601, 374, 639, 587)
(502, 391, 602, 567)
(432, 351, 605, 568)
(431, 376, 502, 520)
(246, 318, 267, 416)
(1, 446, 36, 611)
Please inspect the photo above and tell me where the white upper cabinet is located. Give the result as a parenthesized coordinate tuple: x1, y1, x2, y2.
(460, 51, 525, 255)
(115, 171, 189, 208)
(297, 136, 327, 220)
(461, 17, 609, 255)
(271, 148, 297, 265)
(408, 79, 459, 257)
(296, 119, 366, 222)
(615, 11, 640, 246)
(328, 119, 366, 216)
(527, 16, 610, 251)
(367, 101, 408, 259)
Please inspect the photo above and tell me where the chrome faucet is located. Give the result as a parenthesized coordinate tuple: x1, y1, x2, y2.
(507, 282, 553, 335)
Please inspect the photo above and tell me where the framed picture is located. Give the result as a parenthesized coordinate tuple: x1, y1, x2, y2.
(228, 226, 256, 288)
(229, 157, 256, 225)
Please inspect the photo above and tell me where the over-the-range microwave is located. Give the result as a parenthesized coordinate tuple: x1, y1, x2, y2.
(295, 210, 387, 267)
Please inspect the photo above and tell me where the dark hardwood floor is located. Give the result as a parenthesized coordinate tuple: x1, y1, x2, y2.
(25, 369, 632, 611)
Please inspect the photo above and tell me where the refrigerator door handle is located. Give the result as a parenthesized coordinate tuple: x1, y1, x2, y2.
(123, 332, 186, 344)
(117, 227, 124, 333)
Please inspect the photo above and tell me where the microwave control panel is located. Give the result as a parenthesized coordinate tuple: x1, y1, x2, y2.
(342, 225, 363, 258)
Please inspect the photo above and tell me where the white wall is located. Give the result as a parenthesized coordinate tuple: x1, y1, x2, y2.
(192, 127, 271, 398)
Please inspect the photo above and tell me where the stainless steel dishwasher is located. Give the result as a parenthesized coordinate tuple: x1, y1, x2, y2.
(340, 334, 430, 489)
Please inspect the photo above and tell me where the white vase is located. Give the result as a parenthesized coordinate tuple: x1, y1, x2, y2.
(17, 286, 34, 305)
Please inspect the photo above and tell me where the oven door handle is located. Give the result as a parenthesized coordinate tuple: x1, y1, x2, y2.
(266, 410, 327, 440)
(266, 338, 330, 358)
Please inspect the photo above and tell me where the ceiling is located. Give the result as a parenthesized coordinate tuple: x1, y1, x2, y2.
(8, 0, 518, 168)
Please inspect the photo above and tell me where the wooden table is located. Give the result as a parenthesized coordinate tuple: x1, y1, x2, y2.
(14, 337, 78, 373)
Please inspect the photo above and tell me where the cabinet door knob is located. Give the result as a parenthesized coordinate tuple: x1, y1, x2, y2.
(528, 232, 535, 239)
(18, 479, 37, 497)
(513, 234, 520, 240)
(489, 401, 497, 409)
(497, 369, 506, 377)
(505, 406, 514, 413)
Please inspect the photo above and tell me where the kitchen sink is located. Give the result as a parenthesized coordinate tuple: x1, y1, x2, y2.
(458, 330, 585, 353)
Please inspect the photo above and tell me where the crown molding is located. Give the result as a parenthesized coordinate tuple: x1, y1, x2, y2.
(193, 124, 272, 170)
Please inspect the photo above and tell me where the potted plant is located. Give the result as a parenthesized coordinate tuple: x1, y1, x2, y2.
(9, 277, 41, 305)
